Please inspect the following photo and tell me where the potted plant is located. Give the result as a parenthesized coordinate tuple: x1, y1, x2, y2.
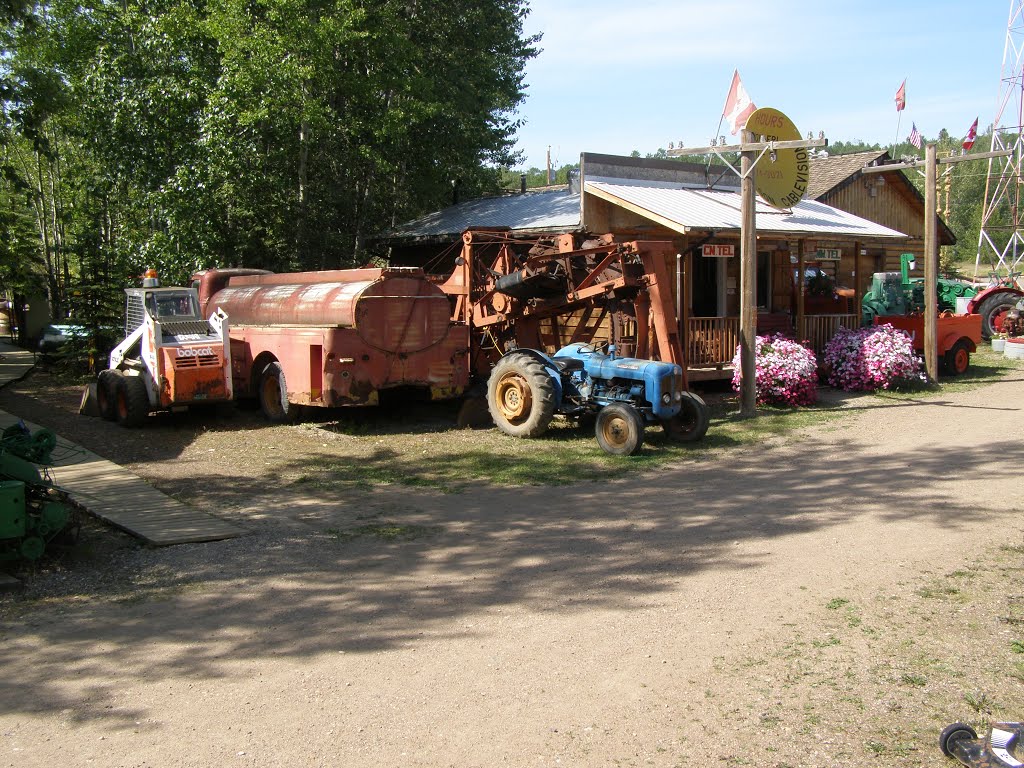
(992, 332, 1007, 352)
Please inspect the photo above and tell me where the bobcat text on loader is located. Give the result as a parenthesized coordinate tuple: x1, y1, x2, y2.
(93, 269, 233, 426)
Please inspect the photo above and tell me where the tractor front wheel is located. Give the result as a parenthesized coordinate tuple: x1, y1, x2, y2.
(487, 353, 557, 438)
(96, 369, 122, 421)
(595, 403, 645, 456)
(115, 375, 150, 427)
(942, 339, 971, 376)
(660, 391, 710, 443)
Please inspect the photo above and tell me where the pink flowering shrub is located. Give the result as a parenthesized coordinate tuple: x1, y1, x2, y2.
(822, 324, 922, 391)
(731, 334, 818, 406)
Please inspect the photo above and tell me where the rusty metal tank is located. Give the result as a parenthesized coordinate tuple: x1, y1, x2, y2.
(202, 267, 453, 354)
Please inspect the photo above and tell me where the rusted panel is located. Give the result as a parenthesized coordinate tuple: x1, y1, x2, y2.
(160, 346, 230, 407)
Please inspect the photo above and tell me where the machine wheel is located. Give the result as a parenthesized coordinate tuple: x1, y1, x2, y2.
(96, 369, 121, 421)
(939, 722, 977, 758)
(943, 339, 971, 376)
(977, 292, 1020, 339)
(486, 353, 557, 438)
(660, 391, 710, 443)
(259, 362, 301, 423)
(115, 375, 150, 427)
(595, 403, 645, 456)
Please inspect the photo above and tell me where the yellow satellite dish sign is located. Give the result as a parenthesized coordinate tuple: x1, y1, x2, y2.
(745, 107, 809, 210)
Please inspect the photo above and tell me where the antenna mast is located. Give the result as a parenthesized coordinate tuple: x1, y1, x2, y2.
(975, 0, 1024, 282)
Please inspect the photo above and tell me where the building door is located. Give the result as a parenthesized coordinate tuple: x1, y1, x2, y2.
(691, 254, 720, 316)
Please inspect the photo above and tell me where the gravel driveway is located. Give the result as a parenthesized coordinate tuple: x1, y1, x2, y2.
(2, 367, 1024, 767)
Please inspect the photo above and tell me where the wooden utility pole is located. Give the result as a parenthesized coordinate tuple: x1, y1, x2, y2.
(739, 130, 758, 416)
(924, 144, 939, 380)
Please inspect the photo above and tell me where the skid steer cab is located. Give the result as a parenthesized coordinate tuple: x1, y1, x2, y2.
(92, 269, 233, 427)
(486, 343, 709, 456)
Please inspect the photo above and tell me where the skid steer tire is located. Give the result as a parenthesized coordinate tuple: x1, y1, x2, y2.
(595, 403, 645, 456)
(115, 375, 149, 427)
(259, 362, 302, 423)
(96, 369, 122, 421)
(660, 391, 710, 443)
(977, 292, 1020, 339)
(487, 353, 557, 438)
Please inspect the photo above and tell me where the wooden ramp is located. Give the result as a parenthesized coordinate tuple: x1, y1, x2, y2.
(0, 411, 247, 546)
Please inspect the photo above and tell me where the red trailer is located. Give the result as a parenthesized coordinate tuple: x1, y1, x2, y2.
(874, 312, 982, 375)
(193, 267, 470, 421)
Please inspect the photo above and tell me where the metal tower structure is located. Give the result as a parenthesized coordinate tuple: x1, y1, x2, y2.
(975, 0, 1024, 282)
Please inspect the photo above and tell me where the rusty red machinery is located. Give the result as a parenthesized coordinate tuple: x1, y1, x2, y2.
(194, 266, 470, 421)
(191, 230, 709, 450)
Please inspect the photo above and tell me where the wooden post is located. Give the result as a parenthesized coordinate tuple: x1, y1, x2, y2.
(796, 239, 805, 339)
(740, 129, 757, 417)
(924, 144, 938, 381)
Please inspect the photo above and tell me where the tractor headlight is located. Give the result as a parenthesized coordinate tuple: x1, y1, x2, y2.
(662, 393, 671, 405)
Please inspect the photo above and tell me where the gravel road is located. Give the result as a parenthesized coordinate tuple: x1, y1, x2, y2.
(2, 367, 1024, 767)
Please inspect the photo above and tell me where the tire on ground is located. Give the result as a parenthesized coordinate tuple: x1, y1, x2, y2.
(115, 374, 150, 427)
(942, 339, 971, 376)
(486, 353, 557, 438)
(660, 391, 710, 443)
(595, 402, 645, 456)
(258, 361, 301, 423)
(97, 369, 122, 421)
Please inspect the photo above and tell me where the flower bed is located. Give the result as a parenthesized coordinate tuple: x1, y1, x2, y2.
(822, 324, 922, 391)
(731, 335, 818, 406)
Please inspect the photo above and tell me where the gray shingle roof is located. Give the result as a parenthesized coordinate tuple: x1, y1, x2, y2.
(806, 150, 889, 200)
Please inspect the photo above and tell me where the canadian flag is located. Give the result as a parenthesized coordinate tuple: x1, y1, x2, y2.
(723, 70, 756, 135)
(895, 79, 906, 112)
(963, 117, 979, 150)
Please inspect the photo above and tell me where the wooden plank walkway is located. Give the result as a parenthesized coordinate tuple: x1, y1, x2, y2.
(0, 410, 247, 546)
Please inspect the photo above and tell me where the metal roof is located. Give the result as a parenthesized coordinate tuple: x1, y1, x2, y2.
(584, 179, 908, 239)
(380, 189, 580, 242)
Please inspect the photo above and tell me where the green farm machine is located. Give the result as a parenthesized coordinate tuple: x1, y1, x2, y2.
(0, 422, 72, 562)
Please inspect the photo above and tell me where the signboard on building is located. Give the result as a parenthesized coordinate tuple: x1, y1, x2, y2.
(816, 248, 842, 260)
(702, 244, 735, 258)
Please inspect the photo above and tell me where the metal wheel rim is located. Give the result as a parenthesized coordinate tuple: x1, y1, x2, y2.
(598, 414, 632, 449)
(495, 373, 532, 423)
(262, 375, 283, 416)
(954, 348, 969, 373)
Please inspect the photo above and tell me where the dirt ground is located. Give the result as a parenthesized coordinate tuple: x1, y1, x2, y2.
(2, 365, 1024, 767)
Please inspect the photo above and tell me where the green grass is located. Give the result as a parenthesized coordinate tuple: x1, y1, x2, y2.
(324, 522, 440, 542)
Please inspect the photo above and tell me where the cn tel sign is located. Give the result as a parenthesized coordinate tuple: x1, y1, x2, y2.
(702, 244, 735, 258)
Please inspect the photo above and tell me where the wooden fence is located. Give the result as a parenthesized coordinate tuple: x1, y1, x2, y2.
(687, 317, 741, 367)
(797, 314, 859, 354)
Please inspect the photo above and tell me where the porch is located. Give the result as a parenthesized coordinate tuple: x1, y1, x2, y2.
(686, 313, 860, 380)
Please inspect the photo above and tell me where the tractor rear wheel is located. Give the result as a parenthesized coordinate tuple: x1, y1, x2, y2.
(96, 369, 121, 421)
(595, 403, 645, 456)
(115, 375, 149, 427)
(487, 353, 557, 438)
(942, 339, 971, 376)
(660, 391, 710, 443)
(977, 292, 1020, 339)
(259, 362, 302, 423)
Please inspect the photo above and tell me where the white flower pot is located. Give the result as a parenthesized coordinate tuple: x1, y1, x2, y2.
(1005, 338, 1024, 359)
(992, 338, 1007, 352)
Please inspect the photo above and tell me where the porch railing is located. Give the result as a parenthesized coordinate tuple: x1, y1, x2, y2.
(687, 316, 741, 367)
(798, 314, 859, 354)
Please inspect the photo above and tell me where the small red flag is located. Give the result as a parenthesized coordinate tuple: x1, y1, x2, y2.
(895, 79, 906, 112)
(963, 117, 979, 150)
(723, 70, 757, 135)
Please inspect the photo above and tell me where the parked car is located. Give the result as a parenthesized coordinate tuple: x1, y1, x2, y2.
(37, 324, 89, 355)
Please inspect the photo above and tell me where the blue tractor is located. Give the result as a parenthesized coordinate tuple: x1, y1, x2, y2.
(486, 343, 708, 456)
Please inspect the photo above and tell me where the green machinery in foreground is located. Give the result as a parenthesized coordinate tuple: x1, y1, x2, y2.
(0, 423, 71, 562)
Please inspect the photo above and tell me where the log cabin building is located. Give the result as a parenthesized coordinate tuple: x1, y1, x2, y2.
(377, 151, 948, 380)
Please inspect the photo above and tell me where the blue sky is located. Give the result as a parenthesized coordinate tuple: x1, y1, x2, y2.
(511, 1, 1011, 171)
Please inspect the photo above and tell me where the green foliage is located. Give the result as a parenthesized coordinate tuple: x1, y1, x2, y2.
(0, 0, 538, 325)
